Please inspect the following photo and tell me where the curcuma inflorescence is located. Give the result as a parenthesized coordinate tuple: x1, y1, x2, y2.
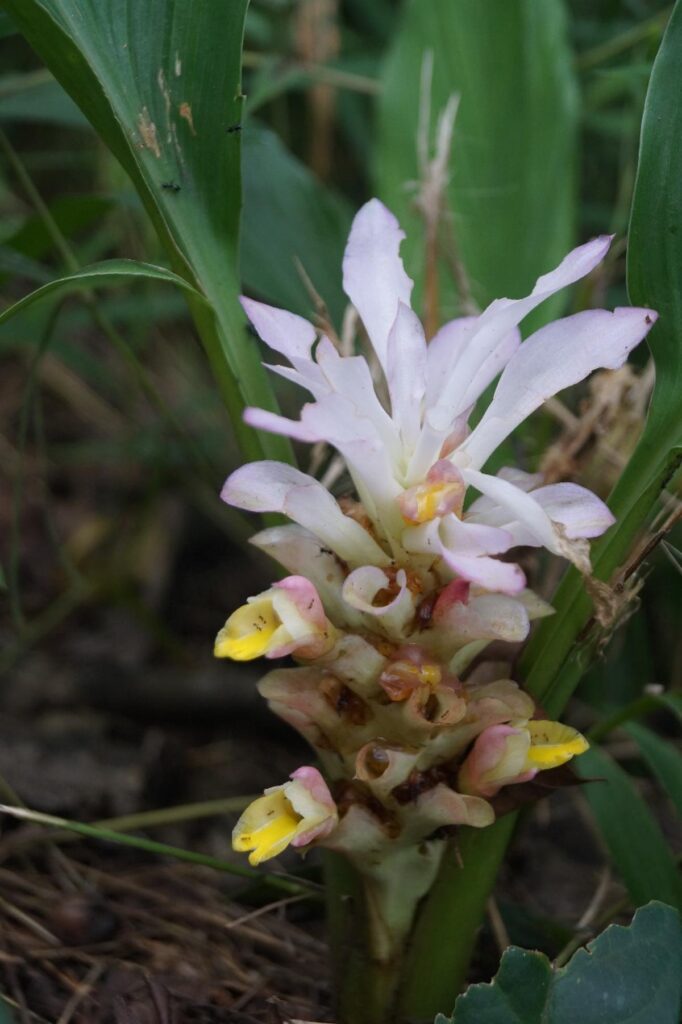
(214, 200, 655, 908)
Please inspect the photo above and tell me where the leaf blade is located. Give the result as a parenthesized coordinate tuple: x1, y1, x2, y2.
(576, 745, 682, 910)
(377, 0, 577, 322)
(626, 722, 682, 816)
(4, 0, 291, 463)
(0, 259, 206, 327)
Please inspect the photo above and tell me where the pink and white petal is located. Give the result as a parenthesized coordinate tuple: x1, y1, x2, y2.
(289, 766, 336, 812)
(402, 515, 524, 593)
(315, 338, 401, 458)
(460, 307, 658, 469)
(462, 467, 591, 571)
(342, 199, 413, 371)
(441, 550, 526, 595)
(462, 468, 560, 551)
(243, 406, 321, 443)
(301, 393, 403, 530)
(405, 405, 463, 485)
(264, 360, 330, 400)
(466, 468, 546, 530)
(457, 326, 522, 412)
(222, 461, 390, 566)
(401, 518, 444, 558)
(426, 316, 477, 406)
(440, 515, 515, 557)
(241, 296, 316, 363)
(435, 593, 530, 643)
(531, 482, 615, 539)
(386, 302, 427, 449)
(274, 576, 329, 632)
(437, 235, 614, 415)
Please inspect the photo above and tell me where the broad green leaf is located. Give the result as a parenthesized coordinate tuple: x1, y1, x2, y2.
(576, 746, 681, 910)
(4, 0, 290, 464)
(441, 902, 682, 1024)
(0, 260, 206, 328)
(377, 0, 577, 323)
(241, 124, 352, 324)
(626, 722, 682, 816)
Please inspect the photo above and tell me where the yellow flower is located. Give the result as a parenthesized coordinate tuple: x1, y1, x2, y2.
(524, 720, 589, 770)
(233, 767, 337, 866)
(215, 576, 335, 662)
(459, 719, 588, 797)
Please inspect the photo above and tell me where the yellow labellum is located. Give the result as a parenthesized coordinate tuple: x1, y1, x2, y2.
(407, 482, 463, 525)
(526, 720, 589, 771)
(214, 598, 279, 661)
(233, 791, 300, 866)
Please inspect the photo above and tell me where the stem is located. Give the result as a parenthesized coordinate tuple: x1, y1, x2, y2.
(397, 817, 515, 1021)
(326, 844, 445, 1024)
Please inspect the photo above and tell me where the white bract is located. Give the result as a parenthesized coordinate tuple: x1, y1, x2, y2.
(224, 199, 656, 613)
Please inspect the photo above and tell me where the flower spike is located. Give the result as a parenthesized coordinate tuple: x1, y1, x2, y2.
(219, 198, 642, 885)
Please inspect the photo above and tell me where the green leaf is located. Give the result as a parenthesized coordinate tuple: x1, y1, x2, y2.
(626, 722, 682, 816)
(377, 0, 577, 322)
(576, 746, 682, 910)
(0, 260, 206, 327)
(521, 0, 682, 718)
(0, 10, 15, 37)
(441, 902, 682, 1024)
(4, 0, 290, 464)
(241, 124, 352, 323)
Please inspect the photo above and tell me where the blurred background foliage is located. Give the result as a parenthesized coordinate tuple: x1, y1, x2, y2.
(0, 0, 679, 991)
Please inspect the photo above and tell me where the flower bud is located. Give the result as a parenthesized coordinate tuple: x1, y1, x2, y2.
(232, 766, 337, 865)
(458, 719, 588, 797)
(214, 576, 336, 661)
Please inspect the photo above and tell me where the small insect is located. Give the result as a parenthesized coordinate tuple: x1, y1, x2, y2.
(225, 122, 242, 134)
(161, 181, 181, 193)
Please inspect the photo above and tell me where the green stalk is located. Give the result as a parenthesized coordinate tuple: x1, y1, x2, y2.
(326, 844, 446, 1024)
(398, 818, 515, 1020)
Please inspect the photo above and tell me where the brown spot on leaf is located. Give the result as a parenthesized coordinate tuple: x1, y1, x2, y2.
(179, 102, 196, 135)
(137, 107, 161, 157)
